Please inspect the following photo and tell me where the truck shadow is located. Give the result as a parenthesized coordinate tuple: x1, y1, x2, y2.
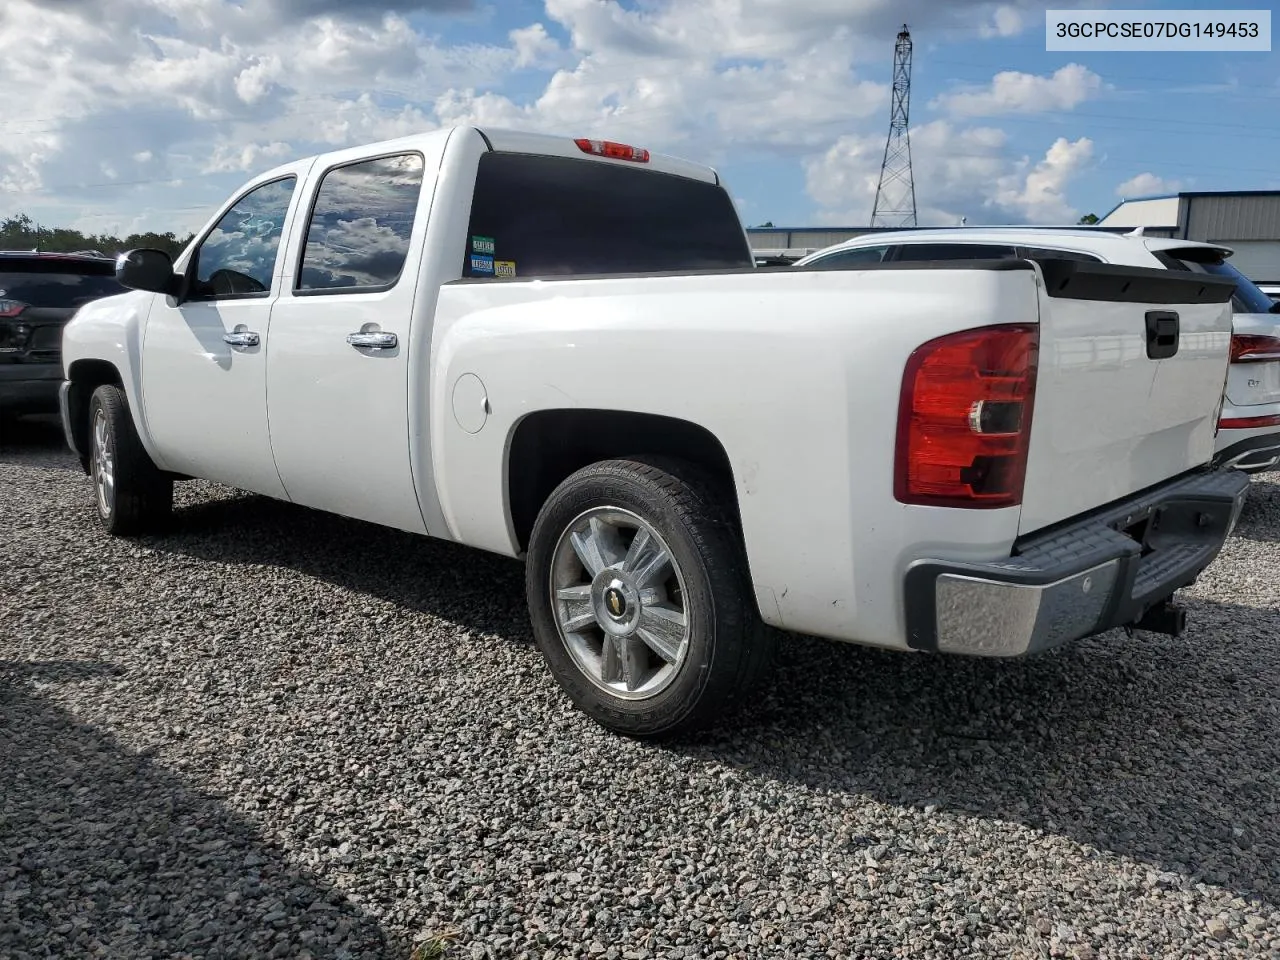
(679, 599, 1280, 912)
(0, 659, 396, 958)
(148, 488, 1279, 913)
(159, 491, 534, 640)
(0, 414, 82, 473)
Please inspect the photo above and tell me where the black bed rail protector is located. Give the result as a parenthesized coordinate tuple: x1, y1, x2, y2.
(1034, 257, 1237, 304)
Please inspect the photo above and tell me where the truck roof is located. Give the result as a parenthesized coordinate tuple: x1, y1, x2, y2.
(809, 227, 1232, 260)
(253, 125, 722, 187)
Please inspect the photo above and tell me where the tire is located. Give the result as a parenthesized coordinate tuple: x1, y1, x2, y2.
(525, 456, 775, 739)
(88, 384, 173, 536)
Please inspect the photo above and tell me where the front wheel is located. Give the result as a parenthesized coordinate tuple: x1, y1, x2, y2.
(88, 384, 173, 536)
(525, 457, 774, 739)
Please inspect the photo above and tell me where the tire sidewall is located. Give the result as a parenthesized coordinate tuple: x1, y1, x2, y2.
(527, 467, 732, 736)
(88, 390, 116, 525)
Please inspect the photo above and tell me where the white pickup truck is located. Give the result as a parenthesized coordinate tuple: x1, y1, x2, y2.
(60, 126, 1249, 738)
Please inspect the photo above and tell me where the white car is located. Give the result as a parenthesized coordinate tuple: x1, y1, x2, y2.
(58, 129, 1248, 738)
(796, 229, 1280, 473)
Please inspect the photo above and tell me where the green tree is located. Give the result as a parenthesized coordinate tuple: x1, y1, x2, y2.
(755, 220, 775, 228)
(0, 212, 193, 258)
(1078, 213, 1099, 225)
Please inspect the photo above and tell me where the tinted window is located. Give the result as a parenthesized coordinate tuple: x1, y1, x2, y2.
(1021, 246, 1102, 263)
(297, 153, 425, 293)
(806, 246, 890, 269)
(190, 177, 296, 300)
(893, 243, 1017, 261)
(462, 153, 753, 279)
(0, 261, 125, 308)
(1174, 255, 1277, 314)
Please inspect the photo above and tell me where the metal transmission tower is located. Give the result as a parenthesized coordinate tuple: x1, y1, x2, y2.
(870, 24, 918, 228)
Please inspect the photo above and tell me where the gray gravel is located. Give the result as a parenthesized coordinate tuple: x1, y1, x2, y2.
(2, 414, 1279, 960)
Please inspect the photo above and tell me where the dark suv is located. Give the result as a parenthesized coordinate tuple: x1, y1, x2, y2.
(0, 252, 127, 417)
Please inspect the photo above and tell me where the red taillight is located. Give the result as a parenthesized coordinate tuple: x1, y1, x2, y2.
(1219, 413, 1280, 429)
(574, 138, 650, 163)
(895, 324, 1039, 509)
(1229, 334, 1280, 363)
(0, 299, 27, 318)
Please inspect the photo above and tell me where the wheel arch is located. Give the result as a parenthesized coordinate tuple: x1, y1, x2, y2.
(505, 409, 744, 555)
(64, 359, 125, 470)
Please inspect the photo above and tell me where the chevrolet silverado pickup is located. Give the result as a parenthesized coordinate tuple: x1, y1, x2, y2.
(59, 126, 1249, 737)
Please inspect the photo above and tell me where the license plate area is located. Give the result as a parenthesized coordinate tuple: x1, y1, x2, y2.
(1226, 359, 1280, 407)
(30, 324, 62, 350)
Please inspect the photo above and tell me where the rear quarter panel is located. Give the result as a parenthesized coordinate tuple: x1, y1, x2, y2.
(423, 265, 1044, 649)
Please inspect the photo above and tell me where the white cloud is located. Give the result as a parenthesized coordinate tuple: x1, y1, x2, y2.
(509, 23, 565, 69)
(980, 5, 1025, 37)
(994, 135, 1094, 222)
(806, 123, 1093, 225)
(1115, 172, 1184, 198)
(0, 0, 1107, 233)
(203, 140, 294, 174)
(934, 64, 1105, 117)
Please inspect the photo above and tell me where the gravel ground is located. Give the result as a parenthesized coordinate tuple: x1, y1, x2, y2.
(2, 414, 1279, 960)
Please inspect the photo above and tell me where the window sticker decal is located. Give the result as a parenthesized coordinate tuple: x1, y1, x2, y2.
(470, 253, 495, 275)
(471, 235, 496, 255)
(495, 260, 516, 278)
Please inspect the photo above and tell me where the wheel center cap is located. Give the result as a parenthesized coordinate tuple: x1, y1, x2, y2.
(603, 584, 628, 620)
(592, 574, 641, 637)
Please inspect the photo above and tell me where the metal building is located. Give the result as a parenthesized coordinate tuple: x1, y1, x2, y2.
(1099, 190, 1280, 283)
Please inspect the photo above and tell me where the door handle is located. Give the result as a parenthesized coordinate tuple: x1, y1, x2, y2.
(223, 331, 260, 347)
(346, 331, 398, 350)
(1145, 310, 1179, 360)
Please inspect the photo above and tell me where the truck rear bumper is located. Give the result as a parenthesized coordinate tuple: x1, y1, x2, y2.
(903, 468, 1251, 657)
(1214, 425, 1280, 474)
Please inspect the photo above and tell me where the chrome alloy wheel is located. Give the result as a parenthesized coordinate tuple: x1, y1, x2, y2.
(549, 507, 691, 699)
(91, 406, 115, 518)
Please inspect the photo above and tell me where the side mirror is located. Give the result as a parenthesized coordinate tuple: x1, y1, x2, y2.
(116, 248, 181, 297)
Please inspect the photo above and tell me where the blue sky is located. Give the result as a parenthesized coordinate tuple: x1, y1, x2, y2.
(1, 0, 1276, 236)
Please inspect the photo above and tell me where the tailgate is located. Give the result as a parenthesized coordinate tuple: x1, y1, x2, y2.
(1018, 259, 1237, 536)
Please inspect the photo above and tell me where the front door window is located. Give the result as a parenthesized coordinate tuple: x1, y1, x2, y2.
(188, 177, 296, 300)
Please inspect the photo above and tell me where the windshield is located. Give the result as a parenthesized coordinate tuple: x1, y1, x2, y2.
(1173, 255, 1278, 314)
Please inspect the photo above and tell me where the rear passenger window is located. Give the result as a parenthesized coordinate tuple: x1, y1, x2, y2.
(296, 153, 425, 294)
(1021, 246, 1102, 263)
(807, 246, 890, 269)
(894, 243, 1017, 261)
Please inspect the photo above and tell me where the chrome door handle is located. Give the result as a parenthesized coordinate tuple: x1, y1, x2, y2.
(346, 332, 398, 350)
(223, 331, 260, 347)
